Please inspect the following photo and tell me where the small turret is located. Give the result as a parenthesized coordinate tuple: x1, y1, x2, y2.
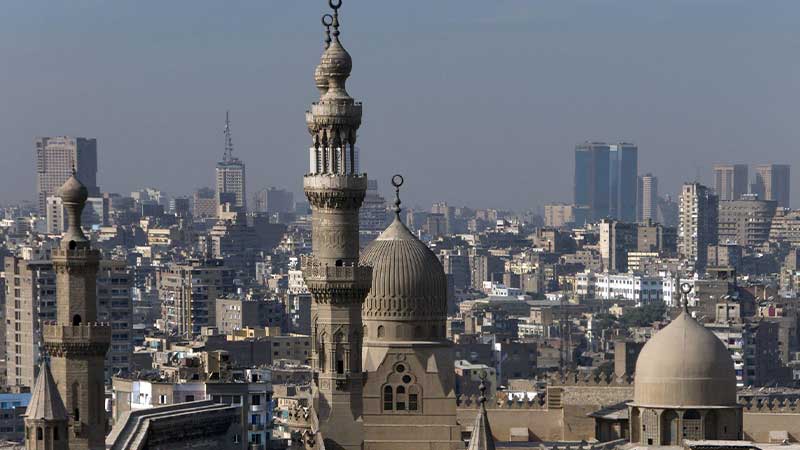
(57, 172, 90, 249)
(24, 362, 68, 450)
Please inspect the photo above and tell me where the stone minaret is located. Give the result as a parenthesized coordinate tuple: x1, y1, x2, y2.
(302, 1, 371, 449)
(43, 174, 110, 450)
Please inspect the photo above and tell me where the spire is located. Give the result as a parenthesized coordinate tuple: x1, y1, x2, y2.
(391, 174, 404, 219)
(223, 110, 234, 162)
(57, 174, 89, 248)
(24, 361, 68, 421)
(680, 281, 693, 313)
(467, 372, 496, 450)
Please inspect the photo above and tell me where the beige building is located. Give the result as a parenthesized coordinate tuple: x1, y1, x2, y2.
(753, 164, 791, 208)
(4, 258, 56, 388)
(35, 136, 98, 214)
(713, 164, 749, 201)
(679, 183, 718, 272)
(717, 198, 777, 246)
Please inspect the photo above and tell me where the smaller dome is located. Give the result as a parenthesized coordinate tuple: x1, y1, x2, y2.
(57, 175, 88, 204)
(361, 216, 448, 335)
(633, 311, 737, 407)
(318, 40, 352, 82)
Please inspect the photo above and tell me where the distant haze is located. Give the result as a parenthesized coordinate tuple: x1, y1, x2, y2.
(1, 0, 798, 210)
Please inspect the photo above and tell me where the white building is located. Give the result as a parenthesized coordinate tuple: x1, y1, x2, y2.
(575, 271, 664, 305)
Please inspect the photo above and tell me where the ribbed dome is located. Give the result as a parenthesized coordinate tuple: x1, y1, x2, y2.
(361, 216, 447, 341)
(58, 175, 88, 203)
(633, 311, 737, 407)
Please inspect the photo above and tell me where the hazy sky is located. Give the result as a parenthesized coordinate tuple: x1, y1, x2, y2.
(1, 0, 799, 210)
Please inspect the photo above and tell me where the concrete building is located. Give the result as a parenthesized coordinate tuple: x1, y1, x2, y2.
(35, 136, 98, 214)
(359, 179, 388, 245)
(753, 164, 790, 208)
(679, 183, 719, 272)
(575, 272, 663, 305)
(637, 173, 658, 222)
(97, 260, 133, 381)
(717, 198, 777, 246)
(4, 258, 56, 389)
(192, 187, 217, 219)
(157, 260, 235, 338)
(215, 297, 285, 334)
(770, 209, 800, 246)
(253, 187, 294, 215)
(216, 112, 247, 213)
(0, 391, 30, 442)
(598, 219, 637, 273)
(544, 203, 590, 228)
(713, 164, 749, 201)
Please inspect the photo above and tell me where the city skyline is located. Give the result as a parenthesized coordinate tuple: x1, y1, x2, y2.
(1, 1, 799, 209)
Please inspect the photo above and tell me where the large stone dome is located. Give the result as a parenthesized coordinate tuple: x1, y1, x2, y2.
(360, 216, 448, 342)
(633, 310, 737, 407)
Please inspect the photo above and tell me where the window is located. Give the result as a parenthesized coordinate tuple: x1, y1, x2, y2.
(409, 385, 419, 411)
(395, 386, 406, 411)
(185, 395, 195, 402)
(252, 395, 260, 406)
(53, 427, 59, 441)
(36, 427, 43, 441)
(383, 386, 393, 411)
(336, 359, 344, 374)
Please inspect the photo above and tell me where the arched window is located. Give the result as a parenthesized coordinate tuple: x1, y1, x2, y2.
(414, 326, 422, 338)
(36, 427, 43, 441)
(72, 315, 82, 326)
(408, 385, 420, 411)
(377, 326, 385, 338)
(383, 386, 393, 411)
(395, 386, 406, 411)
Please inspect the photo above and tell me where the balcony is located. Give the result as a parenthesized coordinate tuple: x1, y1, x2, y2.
(250, 404, 265, 412)
(248, 423, 265, 432)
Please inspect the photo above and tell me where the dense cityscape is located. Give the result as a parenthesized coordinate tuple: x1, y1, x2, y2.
(1, 1, 800, 450)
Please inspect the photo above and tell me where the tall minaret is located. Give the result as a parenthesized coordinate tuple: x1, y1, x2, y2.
(43, 173, 110, 450)
(302, 1, 372, 449)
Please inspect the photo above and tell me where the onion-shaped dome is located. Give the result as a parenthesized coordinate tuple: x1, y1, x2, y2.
(633, 310, 737, 407)
(57, 175, 88, 204)
(361, 216, 448, 342)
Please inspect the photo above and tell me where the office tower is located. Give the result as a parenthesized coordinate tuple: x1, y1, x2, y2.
(678, 183, 719, 272)
(43, 175, 110, 450)
(599, 219, 638, 273)
(301, 3, 373, 447)
(4, 258, 56, 388)
(753, 164, 791, 208)
(717, 197, 777, 247)
(575, 141, 637, 221)
(45, 196, 64, 235)
(215, 112, 247, 213)
(609, 143, 638, 222)
(157, 260, 235, 337)
(637, 174, 658, 222)
(96, 260, 133, 381)
(713, 164, 748, 201)
(35, 137, 98, 214)
(574, 142, 610, 221)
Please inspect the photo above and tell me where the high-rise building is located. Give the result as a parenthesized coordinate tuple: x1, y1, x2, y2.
(301, 5, 372, 446)
(35, 136, 98, 214)
(609, 143, 638, 222)
(3, 258, 56, 388)
(157, 260, 235, 337)
(679, 183, 719, 272)
(574, 141, 637, 221)
(193, 187, 217, 219)
(753, 164, 791, 208)
(96, 260, 133, 381)
(575, 142, 610, 221)
(637, 174, 658, 222)
(253, 186, 295, 214)
(216, 112, 247, 213)
(713, 164, 748, 201)
(717, 197, 777, 247)
(359, 179, 388, 244)
(598, 219, 638, 273)
(42, 174, 110, 450)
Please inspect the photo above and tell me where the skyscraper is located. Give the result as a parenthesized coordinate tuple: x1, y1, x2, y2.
(637, 173, 658, 222)
(215, 112, 247, 213)
(679, 182, 719, 272)
(753, 164, 791, 208)
(574, 141, 637, 222)
(35, 137, 98, 214)
(713, 164, 748, 201)
(574, 142, 610, 221)
(302, 3, 372, 447)
(609, 143, 638, 222)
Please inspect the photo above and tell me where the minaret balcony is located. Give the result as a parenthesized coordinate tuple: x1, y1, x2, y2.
(43, 322, 111, 345)
(303, 174, 367, 190)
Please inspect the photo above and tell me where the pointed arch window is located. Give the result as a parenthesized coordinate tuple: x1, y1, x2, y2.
(383, 385, 393, 411)
(395, 385, 406, 411)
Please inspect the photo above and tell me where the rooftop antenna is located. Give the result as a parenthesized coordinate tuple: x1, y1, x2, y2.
(223, 110, 234, 162)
